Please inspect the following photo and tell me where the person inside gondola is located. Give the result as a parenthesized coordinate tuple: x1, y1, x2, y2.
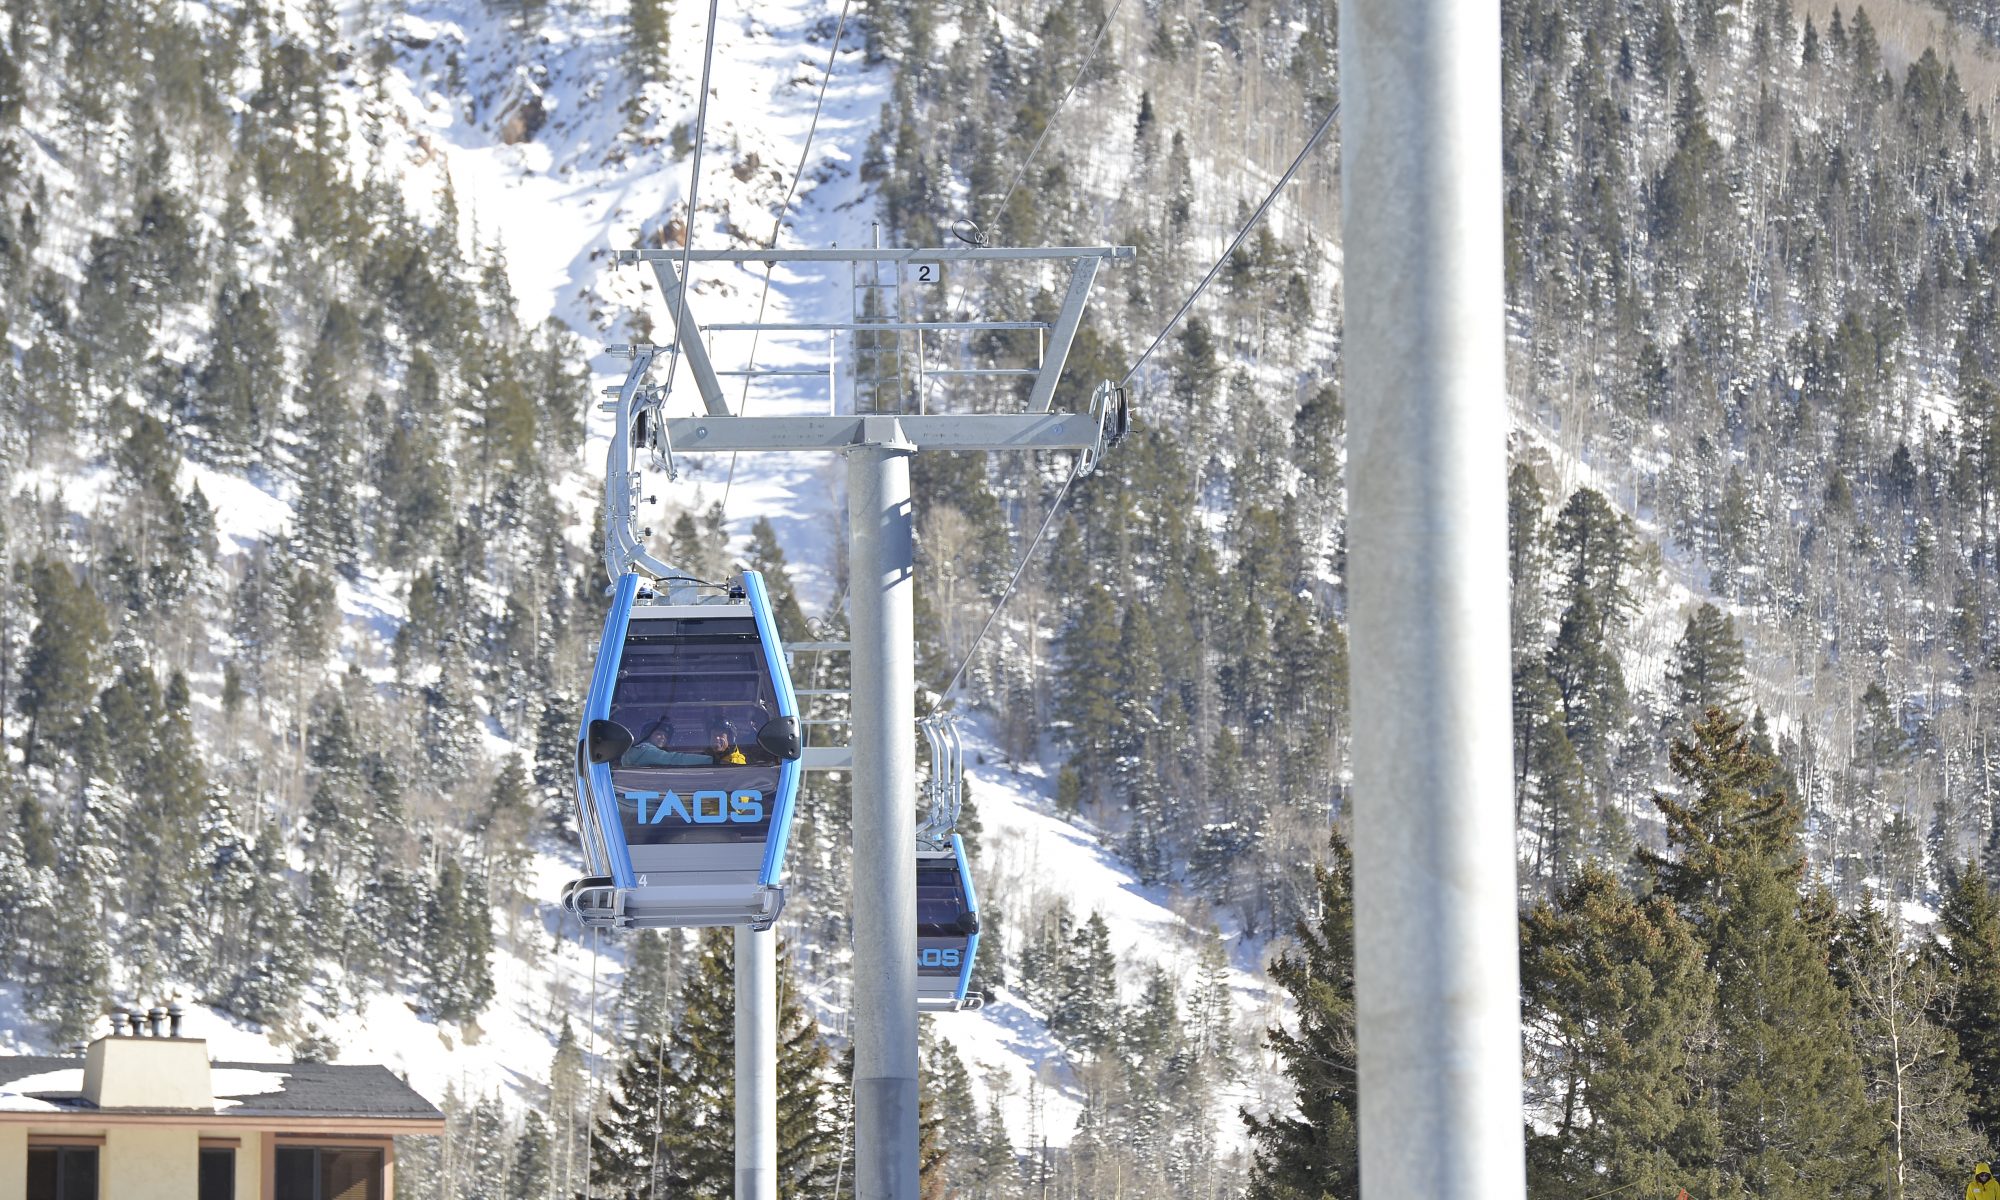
(622, 720, 709, 768)
(708, 718, 748, 765)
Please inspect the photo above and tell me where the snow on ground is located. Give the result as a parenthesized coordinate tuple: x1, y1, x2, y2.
(181, 463, 294, 556)
(934, 718, 1277, 1151)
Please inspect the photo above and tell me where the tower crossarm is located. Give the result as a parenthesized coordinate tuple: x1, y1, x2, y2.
(660, 412, 1105, 455)
(617, 245, 1134, 421)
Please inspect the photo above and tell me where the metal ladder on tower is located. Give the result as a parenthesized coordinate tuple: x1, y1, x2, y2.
(850, 224, 908, 413)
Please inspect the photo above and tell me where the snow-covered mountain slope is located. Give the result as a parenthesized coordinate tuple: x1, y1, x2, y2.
(0, 0, 1282, 1158)
(371, 0, 880, 602)
(941, 720, 1277, 1149)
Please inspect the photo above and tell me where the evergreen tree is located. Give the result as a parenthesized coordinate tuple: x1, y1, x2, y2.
(1517, 659, 1594, 891)
(1546, 590, 1628, 787)
(466, 1092, 513, 1195)
(777, 943, 839, 1192)
(668, 929, 737, 1192)
(1508, 460, 1549, 652)
(1936, 863, 2000, 1135)
(292, 304, 363, 576)
(628, 0, 672, 91)
(16, 556, 109, 767)
(119, 666, 206, 986)
(191, 284, 279, 461)
(1648, 710, 1879, 1197)
(512, 1110, 552, 1200)
(548, 1020, 590, 1198)
(1665, 602, 1748, 718)
(589, 1030, 676, 1196)
(1520, 866, 1719, 1198)
(1048, 912, 1118, 1062)
(621, 928, 682, 1049)
(25, 896, 108, 1045)
(424, 857, 495, 1022)
(1056, 585, 1121, 804)
(919, 1032, 981, 1199)
(1245, 834, 1359, 1200)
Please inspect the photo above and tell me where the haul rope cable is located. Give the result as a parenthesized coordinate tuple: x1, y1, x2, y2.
(933, 99, 1341, 703)
(654, 0, 725, 429)
(583, 923, 601, 1199)
(649, 1024, 666, 1200)
(990, 0, 1133, 229)
(718, 0, 857, 517)
(940, 0, 1131, 321)
(1117, 99, 1339, 389)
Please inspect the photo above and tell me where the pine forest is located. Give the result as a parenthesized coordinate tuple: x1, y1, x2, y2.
(8, 0, 2000, 1196)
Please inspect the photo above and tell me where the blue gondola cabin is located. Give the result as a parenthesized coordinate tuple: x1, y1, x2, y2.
(916, 835, 981, 1012)
(565, 572, 803, 929)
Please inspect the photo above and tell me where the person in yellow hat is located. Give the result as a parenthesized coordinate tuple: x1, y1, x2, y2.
(1968, 1162, 2000, 1200)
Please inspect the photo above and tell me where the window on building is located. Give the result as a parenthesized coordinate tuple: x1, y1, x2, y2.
(26, 1146, 98, 1200)
(198, 1147, 235, 1200)
(273, 1146, 383, 1200)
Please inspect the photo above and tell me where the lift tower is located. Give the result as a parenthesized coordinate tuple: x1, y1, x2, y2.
(609, 243, 1129, 1200)
(1340, 1, 1526, 1197)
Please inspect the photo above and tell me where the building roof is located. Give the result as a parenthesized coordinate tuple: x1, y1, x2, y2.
(212, 1062, 443, 1120)
(0, 1054, 442, 1122)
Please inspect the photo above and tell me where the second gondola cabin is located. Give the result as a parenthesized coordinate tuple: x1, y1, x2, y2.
(565, 571, 803, 929)
(916, 835, 981, 1012)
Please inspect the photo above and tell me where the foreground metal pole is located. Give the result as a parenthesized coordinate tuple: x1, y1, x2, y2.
(847, 424, 920, 1200)
(734, 925, 777, 1200)
(1339, 2, 1525, 1199)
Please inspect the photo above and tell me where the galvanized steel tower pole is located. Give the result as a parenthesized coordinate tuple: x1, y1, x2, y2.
(847, 421, 921, 1200)
(735, 926, 777, 1200)
(1338, 2, 1526, 1199)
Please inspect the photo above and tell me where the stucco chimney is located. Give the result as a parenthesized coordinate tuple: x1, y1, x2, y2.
(82, 1033, 214, 1109)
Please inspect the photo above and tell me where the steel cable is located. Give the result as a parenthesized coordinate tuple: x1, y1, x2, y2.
(1118, 99, 1339, 390)
(656, 0, 725, 408)
(931, 99, 1340, 704)
(991, 0, 1132, 230)
(719, 0, 857, 517)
